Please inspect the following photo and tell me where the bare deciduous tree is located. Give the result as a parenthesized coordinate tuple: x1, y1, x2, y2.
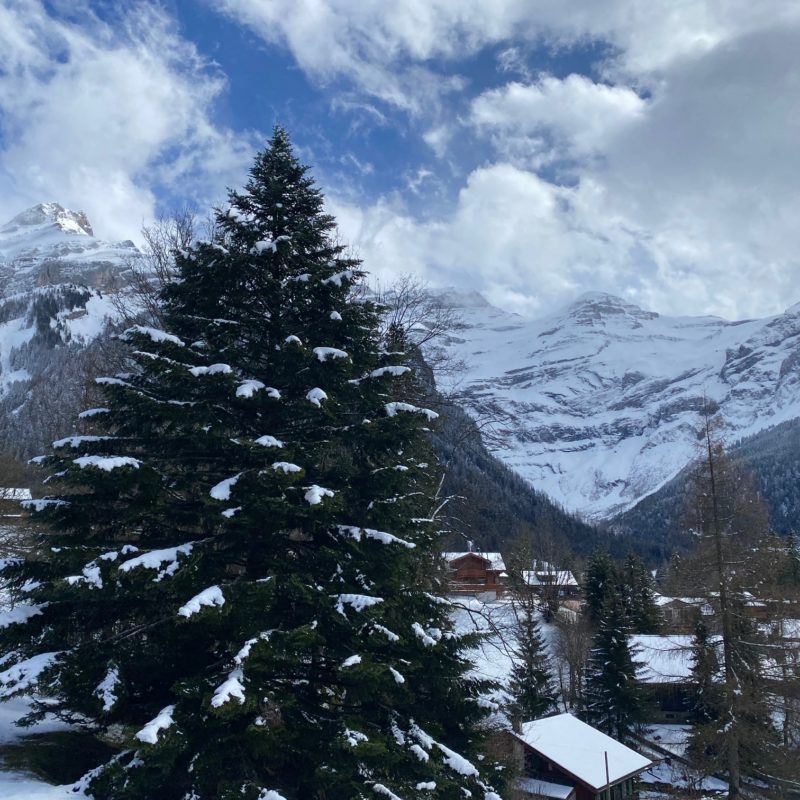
(551, 613, 593, 711)
(111, 208, 211, 326)
(677, 406, 797, 795)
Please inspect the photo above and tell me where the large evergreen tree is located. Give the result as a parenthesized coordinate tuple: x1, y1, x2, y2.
(0, 129, 500, 800)
(579, 586, 645, 744)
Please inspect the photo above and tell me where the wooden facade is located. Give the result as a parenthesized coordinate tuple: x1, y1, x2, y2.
(443, 552, 506, 598)
(504, 715, 651, 800)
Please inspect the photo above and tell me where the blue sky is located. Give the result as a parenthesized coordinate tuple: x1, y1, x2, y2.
(1, 1, 799, 320)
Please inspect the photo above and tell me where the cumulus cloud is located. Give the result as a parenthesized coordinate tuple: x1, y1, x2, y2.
(222, 0, 800, 318)
(331, 165, 646, 317)
(470, 75, 646, 168)
(215, 0, 800, 107)
(327, 15, 800, 319)
(0, 2, 255, 241)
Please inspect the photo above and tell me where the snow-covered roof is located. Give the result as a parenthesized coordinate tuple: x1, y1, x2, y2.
(515, 777, 575, 799)
(631, 635, 698, 684)
(652, 594, 704, 607)
(0, 488, 32, 501)
(442, 551, 506, 571)
(522, 569, 578, 588)
(513, 714, 651, 791)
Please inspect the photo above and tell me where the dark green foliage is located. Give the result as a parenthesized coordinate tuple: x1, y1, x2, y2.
(0, 731, 116, 785)
(583, 550, 617, 626)
(507, 603, 556, 724)
(579, 587, 645, 744)
(620, 553, 661, 634)
(0, 129, 501, 800)
(583, 550, 661, 633)
(688, 619, 722, 728)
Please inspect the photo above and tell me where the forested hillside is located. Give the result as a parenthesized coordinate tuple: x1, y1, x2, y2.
(612, 417, 800, 543)
(433, 400, 660, 562)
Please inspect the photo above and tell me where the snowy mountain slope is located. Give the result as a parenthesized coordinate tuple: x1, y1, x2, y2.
(0, 204, 138, 452)
(431, 291, 800, 520)
(0, 203, 137, 294)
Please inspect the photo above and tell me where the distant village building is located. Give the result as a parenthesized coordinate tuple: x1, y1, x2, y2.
(442, 551, 507, 600)
(507, 714, 652, 799)
(631, 634, 700, 723)
(656, 592, 773, 632)
(523, 561, 581, 600)
(653, 595, 708, 632)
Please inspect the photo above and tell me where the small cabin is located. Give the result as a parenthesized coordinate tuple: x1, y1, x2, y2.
(653, 596, 705, 632)
(442, 551, 507, 600)
(507, 714, 652, 800)
(523, 561, 581, 600)
(631, 634, 701, 723)
(0, 487, 32, 517)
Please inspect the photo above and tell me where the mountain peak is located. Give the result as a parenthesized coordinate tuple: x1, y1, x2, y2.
(569, 291, 635, 309)
(2, 202, 94, 237)
(563, 291, 657, 323)
(428, 288, 491, 309)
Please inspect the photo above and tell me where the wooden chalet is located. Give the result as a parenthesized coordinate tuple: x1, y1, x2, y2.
(0, 487, 32, 517)
(442, 551, 507, 599)
(653, 595, 707, 632)
(523, 561, 581, 600)
(507, 714, 651, 800)
(631, 634, 699, 723)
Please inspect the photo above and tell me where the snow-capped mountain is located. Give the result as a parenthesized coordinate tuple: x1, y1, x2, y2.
(0, 203, 138, 452)
(432, 290, 800, 520)
(0, 202, 137, 294)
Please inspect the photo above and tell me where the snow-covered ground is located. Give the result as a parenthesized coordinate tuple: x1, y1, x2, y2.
(0, 697, 85, 800)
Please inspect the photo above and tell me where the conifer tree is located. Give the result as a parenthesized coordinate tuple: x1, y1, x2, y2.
(505, 565, 556, 724)
(621, 553, 661, 634)
(583, 549, 616, 626)
(579, 586, 645, 744)
(0, 129, 501, 800)
(679, 410, 783, 794)
(688, 619, 722, 729)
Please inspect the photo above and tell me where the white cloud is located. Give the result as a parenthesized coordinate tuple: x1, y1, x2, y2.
(302, 3, 800, 319)
(215, 0, 800, 107)
(331, 165, 644, 317)
(215, 0, 483, 114)
(0, 2, 255, 241)
(470, 75, 646, 167)
(333, 22, 800, 321)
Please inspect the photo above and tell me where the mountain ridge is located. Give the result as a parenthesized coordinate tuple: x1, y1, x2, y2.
(432, 288, 800, 521)
(2, 202, 799, 547)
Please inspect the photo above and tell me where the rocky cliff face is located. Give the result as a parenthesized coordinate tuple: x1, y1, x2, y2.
(0, 202, 138, 293)
(0, 203, 138, 454)
(433, 290, 800, 520)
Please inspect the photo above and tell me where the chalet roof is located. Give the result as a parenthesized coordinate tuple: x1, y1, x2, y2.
(516, 777, 575, 799)
(442, 551, 506, 571)
(522, 569, 578, 588)
(513, 714, 651, 792)
(631, 634, 698, 684)
(760, 618, 800, 640)
(0, 488, 32, 501)
(653, 594, 704, 607)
